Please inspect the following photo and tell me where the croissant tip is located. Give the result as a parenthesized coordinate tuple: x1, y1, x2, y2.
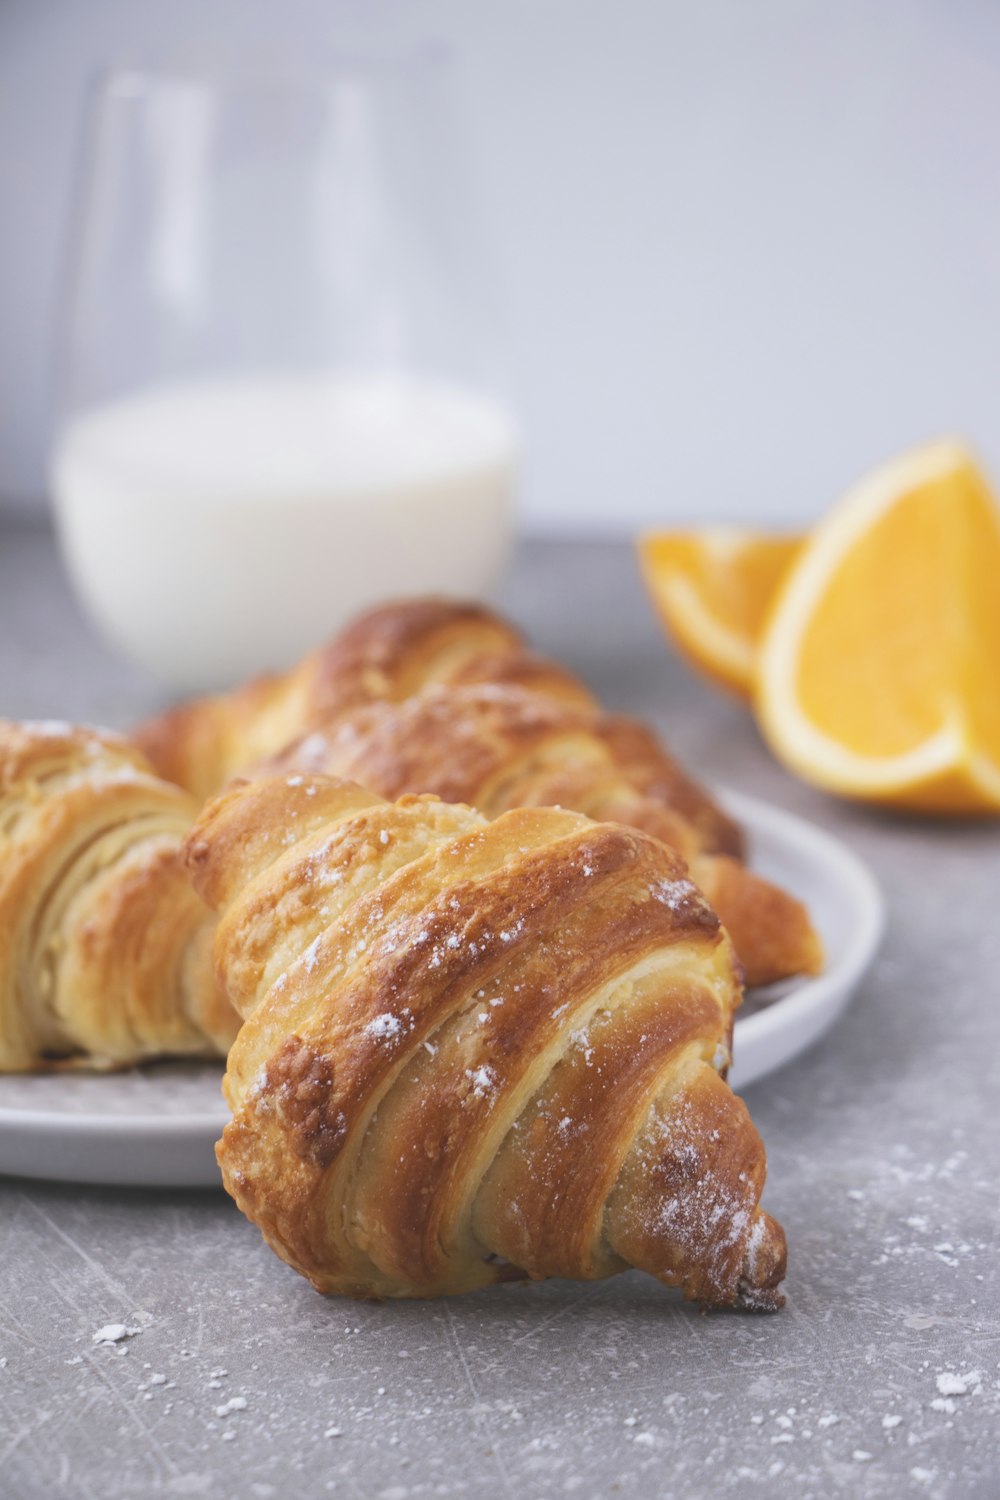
(734, 1210, 787, 1312)
(733, 1279, 786, 1313)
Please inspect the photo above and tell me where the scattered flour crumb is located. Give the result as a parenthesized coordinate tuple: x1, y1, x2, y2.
(936, 1371, 980, 1396)
(92, 1323, 138, 1345)
(852, 1450, 873, 1462)
(882, 1414, 902, 1429)
(216, 1397, 248, 1417)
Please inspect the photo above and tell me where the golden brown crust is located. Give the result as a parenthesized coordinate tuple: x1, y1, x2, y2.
(0, 719, 238, 1070)
(260, 685, 822, 989)
(135, 599, 528, 801)
(260, 686, 715, 860)
(132, 596, 739, 854)
(188, 771, 786, 1309)
(302, 598, 526, 717)
(595, 715, 744, 858)
(694, 854, 824, 990)
(440, 648, 597, 710)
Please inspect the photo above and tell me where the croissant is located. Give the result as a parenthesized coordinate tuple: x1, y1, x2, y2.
(134, 598, 742, 858)
(135, 600, 580, 798)
(185, 771, 787, 1309)
(259, 686, 822, 989)
(0, 720, 238, 1070)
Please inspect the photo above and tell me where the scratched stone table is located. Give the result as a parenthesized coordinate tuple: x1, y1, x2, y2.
(0, 520, 997, 1500)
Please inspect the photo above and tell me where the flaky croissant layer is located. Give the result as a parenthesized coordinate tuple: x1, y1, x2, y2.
(0, 720, 237, 1071)
(186, 772, 787, 1309)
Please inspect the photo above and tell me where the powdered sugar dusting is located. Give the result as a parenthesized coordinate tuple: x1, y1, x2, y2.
(649, 876, 699, 912)
(465, 1065, 496, 1099)
(365, 1013, 402, 1040)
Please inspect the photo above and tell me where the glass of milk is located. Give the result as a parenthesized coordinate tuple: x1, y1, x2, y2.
(52, 58, 520, 692)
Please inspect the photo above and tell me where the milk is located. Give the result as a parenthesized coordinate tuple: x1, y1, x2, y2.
(52, 375, 519, 692)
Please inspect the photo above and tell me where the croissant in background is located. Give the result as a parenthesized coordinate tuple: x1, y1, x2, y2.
(136, 598, 822, 986)
(134, 598, 742, 854)
(136, 600, 563, 803)
(185, 771, 787, 1309)
(0, 720, 238, 1071)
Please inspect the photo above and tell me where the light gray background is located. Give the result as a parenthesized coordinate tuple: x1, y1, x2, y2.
(4, 0, 1000, 529)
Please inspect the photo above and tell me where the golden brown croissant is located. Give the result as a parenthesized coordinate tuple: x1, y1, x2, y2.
(185, 771, 787, 1309)
(134, 598, 741, 857)
(0, 720, 238, 1071)
(136, 600, 585, 803)
(259, 686, 822, 989)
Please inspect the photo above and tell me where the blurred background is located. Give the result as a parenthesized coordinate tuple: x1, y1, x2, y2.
(3, 0, 1000, 534)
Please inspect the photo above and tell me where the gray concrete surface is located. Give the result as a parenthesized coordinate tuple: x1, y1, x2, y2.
(0, 521, 997, 1500)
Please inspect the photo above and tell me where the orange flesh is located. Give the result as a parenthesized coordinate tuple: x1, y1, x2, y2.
(644, 534, 801, 645)
(963, 484, 1000, 757)
(794, 464, 1000, 764)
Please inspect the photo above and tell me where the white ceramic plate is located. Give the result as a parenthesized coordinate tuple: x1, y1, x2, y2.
(0, 791, 883, 1189)
(721, 789, 884, 1093)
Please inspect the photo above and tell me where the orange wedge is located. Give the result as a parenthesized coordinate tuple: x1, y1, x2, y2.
(756, 440, 1000, 814)
(638, 529, 803, 699)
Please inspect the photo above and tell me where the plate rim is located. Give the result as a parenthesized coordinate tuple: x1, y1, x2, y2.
(0, 1095, 228, 1133)
(721, 787, 885, 1073)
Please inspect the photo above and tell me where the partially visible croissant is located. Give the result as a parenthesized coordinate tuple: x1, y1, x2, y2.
(0, 720, 238, 1070)
(136, 599, 568, 798)
(260, 686, 823, 989)
(185, 771, 787, 1309)
(134, 598, 743, 857)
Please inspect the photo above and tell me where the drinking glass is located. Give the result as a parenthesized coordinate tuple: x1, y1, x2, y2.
(52, 56, 518, 692)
